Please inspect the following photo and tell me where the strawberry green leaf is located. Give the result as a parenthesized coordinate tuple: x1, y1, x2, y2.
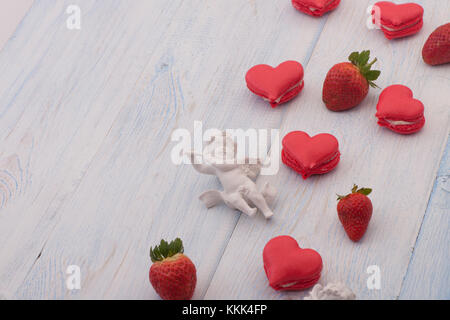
(159, 240, 169, 257)
(348, 50, 381, 88)
(359, 50, 370, 66)
(150, 238, 184, 262)
(150, 247, 155, 261)
(349, 52, 360, 64)
(365, 70, 381, 81)
(360, 65, 370, 74)
(150, 246, 163, 262)
(357, 188, 372, 196)
(169, 238, 184, 256)
(337, 185, 372, 201)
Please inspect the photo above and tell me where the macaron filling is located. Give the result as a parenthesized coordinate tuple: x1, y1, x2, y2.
(275, 273, 320, 291)
(280, 281, 299, 288)
(262, 80, 304, 104)
(385, 119, 416, 125)
(381, 19, 421, 32)
(274, 271, 322, 291)
(377, 116, 425, 134)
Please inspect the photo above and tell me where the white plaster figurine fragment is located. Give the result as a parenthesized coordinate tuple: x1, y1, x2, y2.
(304, 282, 356, 300)
(187, 133, 276, 219)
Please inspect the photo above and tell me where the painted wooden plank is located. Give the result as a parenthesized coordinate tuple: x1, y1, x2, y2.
(205, 0, 450, 300)
(0, 0, 328, 299)
(399, 136, 449, 300)
(0, 0, 195, 297)
(0, 0, 34, 50)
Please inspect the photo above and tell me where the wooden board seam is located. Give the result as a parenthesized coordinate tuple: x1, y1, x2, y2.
(202, 14, 331, 299)
(397, 133, 449, 299)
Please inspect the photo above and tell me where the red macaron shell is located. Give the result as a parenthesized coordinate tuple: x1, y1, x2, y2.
(246, 61, 304, 108)
(282, 131, 340, 179)
(292, 0, 341, 17)
(282, 149, 340, 179)
(373, 2, 424, 39)
(263, 236, 323, 291)
(376, 85, 425, 135)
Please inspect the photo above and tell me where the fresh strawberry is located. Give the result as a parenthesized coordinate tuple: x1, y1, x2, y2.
(422, 23, 450, 66)
(323, 50, 381, 111)
(149, 238, 197, 300)
(337, 185, 373, 242)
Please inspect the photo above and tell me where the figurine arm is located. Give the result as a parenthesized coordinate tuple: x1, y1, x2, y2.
(211, 162, 240, 171)
(212, 158, 260, 172)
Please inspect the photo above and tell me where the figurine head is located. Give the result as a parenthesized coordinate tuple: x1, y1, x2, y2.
(203, 132, 261, 179)
(203, 132, 237, 165)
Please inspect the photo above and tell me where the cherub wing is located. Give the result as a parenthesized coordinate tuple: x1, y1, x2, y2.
(199, 190, 224, 208)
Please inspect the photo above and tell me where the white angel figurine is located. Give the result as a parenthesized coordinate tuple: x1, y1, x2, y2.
(304, 283, 356, 300)
(187, 133, 276, 219)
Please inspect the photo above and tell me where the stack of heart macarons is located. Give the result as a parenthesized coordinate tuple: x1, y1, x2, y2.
(376, 85, 425, 135)
(372, 1, 424, 39)
(281, 131, 341, 180)
(245, 61, 304, 108)
(263, 236, 323, 291)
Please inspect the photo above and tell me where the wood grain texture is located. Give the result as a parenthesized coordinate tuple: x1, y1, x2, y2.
(0, 0, 448, 300)
(399, 136, 449, 300)
(205, 0, 450, 300)
(0, 0, 328, 299)
(0, 0, 34, 50)
(0, 0, 193, 298)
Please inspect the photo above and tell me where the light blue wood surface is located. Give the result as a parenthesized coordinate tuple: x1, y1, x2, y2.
(399, 136, 449, 300)
(0, 0, 448, 300)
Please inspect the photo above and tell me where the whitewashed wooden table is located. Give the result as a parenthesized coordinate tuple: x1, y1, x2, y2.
(0, 0, 448, 300)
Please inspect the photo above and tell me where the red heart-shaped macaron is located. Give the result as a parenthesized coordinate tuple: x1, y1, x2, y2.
(376, 85, 425, 134)
(292, 0, 341, 17)
(263, 236, 323, 291)
(282, 131, 340, 179)
(246, 61, 304, 108)
(373, 2, 423, 39)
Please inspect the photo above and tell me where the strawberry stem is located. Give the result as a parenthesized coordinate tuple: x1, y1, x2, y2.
(367, 58, 377, 68)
